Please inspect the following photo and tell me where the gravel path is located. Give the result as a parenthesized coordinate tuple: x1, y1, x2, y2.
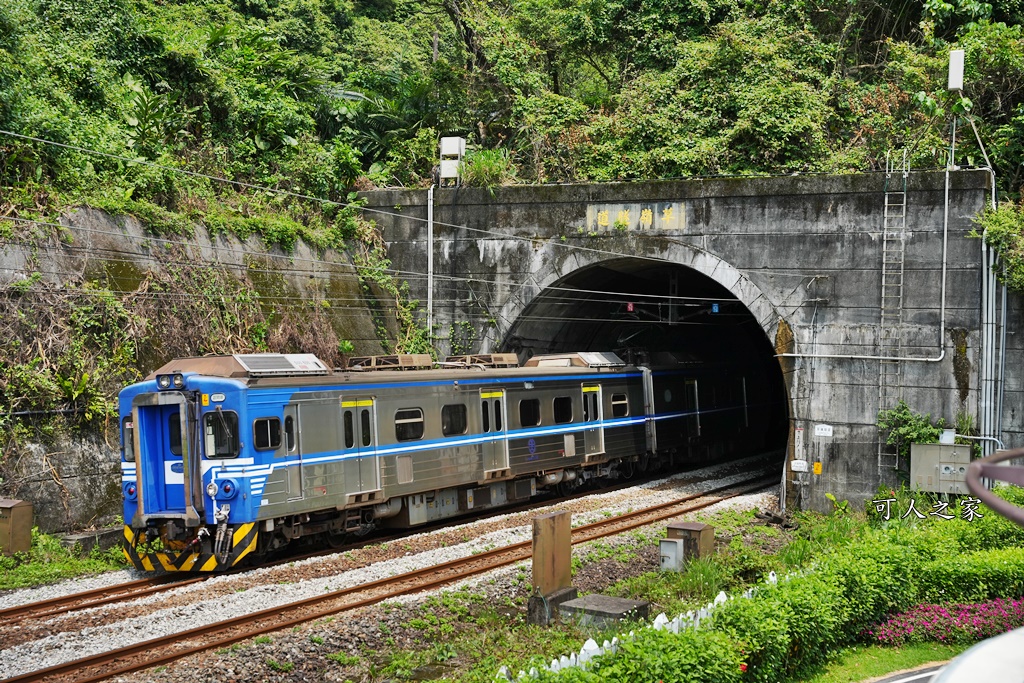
(0, 456, 780, 681)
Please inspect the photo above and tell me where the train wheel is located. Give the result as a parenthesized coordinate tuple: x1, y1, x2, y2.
(619, 460, 636, 480)
(326, 529, 347, 549)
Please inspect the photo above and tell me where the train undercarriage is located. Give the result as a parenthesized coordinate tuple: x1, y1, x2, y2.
(123, 453, 667, 572)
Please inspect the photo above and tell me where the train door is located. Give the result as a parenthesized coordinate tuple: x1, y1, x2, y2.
(284, 404, 302, 501)
(582, 384, 605, 456)
(480, 390, 509, 477)
(685, 379, 701, 437)
(131, 392, 200, 527)
(342, 398, 380, 494)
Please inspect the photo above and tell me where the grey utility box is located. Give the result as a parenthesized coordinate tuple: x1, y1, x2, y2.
(0, 499, 33, 555)
(910, 443, 970, 494)
(660, 538, 688, 572)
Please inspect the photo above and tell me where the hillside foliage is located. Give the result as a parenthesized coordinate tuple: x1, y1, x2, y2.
(3, 0, 1024, 445)
(0, 0, 1023, 204)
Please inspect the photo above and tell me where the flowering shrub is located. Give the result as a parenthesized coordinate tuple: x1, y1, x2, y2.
(869, 598, 1024, 646)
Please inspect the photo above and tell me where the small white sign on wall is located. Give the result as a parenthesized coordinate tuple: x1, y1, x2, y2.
(814, 424, 833, 438)
(791, 459, 809, 473)
(794, 427, 804, 460)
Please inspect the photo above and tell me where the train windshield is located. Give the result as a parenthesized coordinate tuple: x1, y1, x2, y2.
(204, 410, 240, 458)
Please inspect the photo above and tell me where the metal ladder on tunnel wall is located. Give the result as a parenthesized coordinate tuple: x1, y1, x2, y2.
(878, 150, 908, 471)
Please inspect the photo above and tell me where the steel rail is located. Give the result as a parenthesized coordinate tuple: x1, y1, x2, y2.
(1, 456, 775, 631)
(2, 473, 776, 683)
(0, 576, 192, 624)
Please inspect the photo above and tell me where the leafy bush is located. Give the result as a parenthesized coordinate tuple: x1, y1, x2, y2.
(973, 201, 1024, 292)
(877, 399, 945, 462)
(459, 148, 516, 189)
(536, 628, 744, 683)
(917, 547, 1024, 603)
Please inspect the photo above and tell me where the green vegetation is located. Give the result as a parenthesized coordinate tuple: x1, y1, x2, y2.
(265, 657, 294, 672)
(0, 527, 127, 590)
(2, 0, 1023, 200)
(877, 399, 946, 461)
(238, 488, 1017, 683)
(974, 200, 1024, 292)
(528, 487, 1024, 683)
(2, 0, 1023, 472)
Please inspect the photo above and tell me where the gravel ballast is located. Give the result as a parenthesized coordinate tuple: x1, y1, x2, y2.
(0, 456, 781, 681)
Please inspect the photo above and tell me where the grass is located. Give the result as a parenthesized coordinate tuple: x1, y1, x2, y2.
(789, 642, 971, 683)
(0, 528, 128, 590)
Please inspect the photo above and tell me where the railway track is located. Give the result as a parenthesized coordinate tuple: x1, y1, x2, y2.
(0, 576, 196, 626)
(2, 473, 776, 683)
(1, 455, 776, 636)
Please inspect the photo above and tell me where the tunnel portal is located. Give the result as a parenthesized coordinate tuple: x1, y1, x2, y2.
(501, 258, 791, 457)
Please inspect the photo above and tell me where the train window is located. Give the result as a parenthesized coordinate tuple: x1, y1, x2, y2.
(611, 393, 629, 418)
(361, 409, 372, 446)
(442, 404, 468, 436)
(395, 408, 424, 441)
(122, 416, 134, 462)
(553, 396, 573, 424)
(285, 415, 295, 451)
(168, 412, 182, 456)
(493, 399, 502, 431)
(253, 418, 282, 450)
(519, 399, 541, 427)
(481, 402, 490, 433)
(343, 410, 355, 448)
(204, 410, 239, 458)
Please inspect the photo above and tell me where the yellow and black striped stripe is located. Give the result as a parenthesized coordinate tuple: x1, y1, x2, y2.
(122, 523, 258, 572)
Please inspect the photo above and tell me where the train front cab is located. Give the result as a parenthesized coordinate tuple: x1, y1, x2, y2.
(121, 374, 258, 572)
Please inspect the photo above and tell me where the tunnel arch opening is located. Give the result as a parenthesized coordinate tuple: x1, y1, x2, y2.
(499, 257, 790, 455)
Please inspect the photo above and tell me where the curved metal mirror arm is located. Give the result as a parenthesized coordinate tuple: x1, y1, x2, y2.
(965, 447, 1024, 527)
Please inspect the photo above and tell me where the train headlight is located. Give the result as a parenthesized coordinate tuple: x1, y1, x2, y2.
(207, 479, 239, 500)
(156, 373, 185, 390)
(123, 482, 138, 501)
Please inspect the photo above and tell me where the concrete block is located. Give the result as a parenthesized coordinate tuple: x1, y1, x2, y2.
(558, 594, 649, 628)
(61, 528, 123, 556)
(528, 586, 578, 626)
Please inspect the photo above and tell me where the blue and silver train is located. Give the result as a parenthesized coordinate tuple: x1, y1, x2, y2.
(119, 351, 776, 572)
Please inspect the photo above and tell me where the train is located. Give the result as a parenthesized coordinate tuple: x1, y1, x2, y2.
(119, 350, 779, 572)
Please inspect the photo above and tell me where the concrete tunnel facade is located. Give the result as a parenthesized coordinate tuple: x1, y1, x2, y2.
(362, 169, 1005, 511)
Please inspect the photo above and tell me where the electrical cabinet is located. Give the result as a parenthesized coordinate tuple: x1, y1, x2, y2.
(0, 499, 32, 555)
(910, 443, 970, 494)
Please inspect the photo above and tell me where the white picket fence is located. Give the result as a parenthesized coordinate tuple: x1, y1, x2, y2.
(495, 571, 781, 681)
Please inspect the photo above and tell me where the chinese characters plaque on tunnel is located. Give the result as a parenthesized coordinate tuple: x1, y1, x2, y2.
(586, 202, 686, 233)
